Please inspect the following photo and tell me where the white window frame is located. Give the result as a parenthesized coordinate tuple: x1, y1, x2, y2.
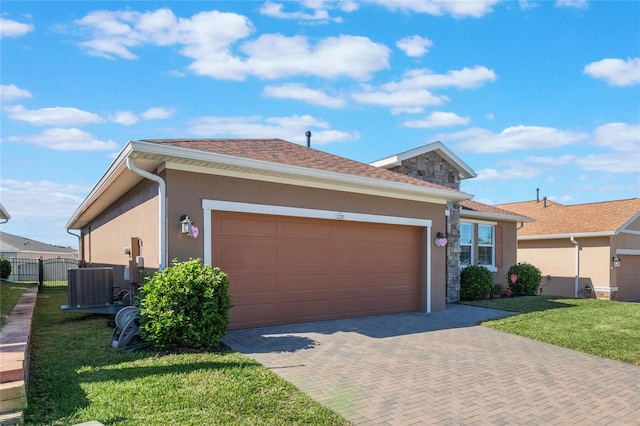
(460, 220, 497, 272)
(477, 224, 496, 271)
(460, 222, 474, 268)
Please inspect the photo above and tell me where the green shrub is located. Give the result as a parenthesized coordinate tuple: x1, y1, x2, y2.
(0, 258, 11, 279)
(139, 259, 233, 350)
(460, 265, 494, 301)
(507, 262, 542, 296)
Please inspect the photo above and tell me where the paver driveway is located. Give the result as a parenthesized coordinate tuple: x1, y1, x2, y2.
(223, 304, 640, 425)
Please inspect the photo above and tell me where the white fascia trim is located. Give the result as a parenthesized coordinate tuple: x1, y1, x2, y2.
(461, 209, 533, 223)
(619, 229, 640, 235)
(202, 200, 432, 227)
(616, 212, 640, 235)
(370, 141, 476, 179)
(461, 218, 498, 226)
(518, 231, 615, 240)
(616, 249, 640, 255)
(66, 142, 134, 229)
(594, 287, 618, 292)
(133, 140, 472, 204)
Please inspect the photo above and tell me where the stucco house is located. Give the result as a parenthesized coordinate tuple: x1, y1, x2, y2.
(497, 198, 640, 301)
(67, 138, 529, 329)
(0, 231, 77, 260)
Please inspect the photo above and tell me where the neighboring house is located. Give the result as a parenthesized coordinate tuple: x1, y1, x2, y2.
(0, 203, 10, 224)
(497, 198, 640, 301)
(371, 142, 533, 300)
(67, 138, 528, 329)
(0, 231, 77, 260)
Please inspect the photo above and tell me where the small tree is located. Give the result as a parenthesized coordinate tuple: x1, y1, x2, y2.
(139, 259, 233, 350)
(460, 265, 494, 301)
(507, 262, 542, 296)
(0, 258, 11, 279)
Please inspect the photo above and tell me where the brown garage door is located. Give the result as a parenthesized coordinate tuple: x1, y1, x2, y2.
(616, 255, 640, 301)
(212, 211, 422, 329)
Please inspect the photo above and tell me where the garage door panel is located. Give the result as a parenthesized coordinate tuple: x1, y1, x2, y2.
(218, 215, 278, 237)
(213, 211, 421, 329)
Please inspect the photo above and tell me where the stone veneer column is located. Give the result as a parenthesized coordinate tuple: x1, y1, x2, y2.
(389, 152, 462, 302)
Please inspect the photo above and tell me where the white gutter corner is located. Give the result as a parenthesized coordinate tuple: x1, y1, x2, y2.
(126, 156, 167, 270)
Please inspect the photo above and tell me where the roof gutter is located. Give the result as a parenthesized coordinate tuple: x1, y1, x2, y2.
(570, 236, 580, 298)
(126, 156, 166, 270)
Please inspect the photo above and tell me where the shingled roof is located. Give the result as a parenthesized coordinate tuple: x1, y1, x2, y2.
(140, 138, 459, 192)
(460, 200, 533, 222)
(497, 198, 640, 237)
(0, 231, 76, 256)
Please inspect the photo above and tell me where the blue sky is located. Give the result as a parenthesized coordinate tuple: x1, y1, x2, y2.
(1, 0, 639, 248)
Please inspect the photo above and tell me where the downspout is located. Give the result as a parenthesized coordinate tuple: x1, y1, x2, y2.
(67, 229, 81, 263)
(126, 156, 167, 270)
(570, 236, 580, 297)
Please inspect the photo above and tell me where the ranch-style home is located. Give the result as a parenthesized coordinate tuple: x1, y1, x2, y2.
(66, 138, 530, 329)
(498, 198, 640, 302)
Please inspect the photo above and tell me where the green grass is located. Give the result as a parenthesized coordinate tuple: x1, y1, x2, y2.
(462, 296, 640, 365)
(0, 280, 29, 328)
(26, 290, 349, 426)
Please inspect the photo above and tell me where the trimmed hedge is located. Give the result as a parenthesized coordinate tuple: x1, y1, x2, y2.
(139, 259, 233, 350)
(507, 262, 542, 296)
(460, 265, 494, 301)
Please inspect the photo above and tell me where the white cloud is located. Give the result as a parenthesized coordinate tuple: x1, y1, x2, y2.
(0, 179, 90, 247)
(593, 122, 640, 152)
(583, 58, 640, 87)
(242, 34, 389, 80)
(396, 35, 433, 57)
(0, 17, 34, 38)
(519, 1, 540, 9)
(383, 66, 498, 91)
(76, 8, 389, 81)
(403, 111, 470, 128)
(352, 88, 448, 114)
(369, 0, 501, 18)
(525, 155, 576, 166)
(111, 111, 139, 125)
(142, 107, 175, 120)
(555, 0, 588, 9)
(444, 125, 589, 153)
(0, 84, 32, 102)
(263, 84, 346, 108)
(259, 2, 339, 22)
(575, 152, 639, 174)
(3, 105, 104, 126)
(9, 128, 118, 151)
(188, 114, 359, 145)
(474, 164, 541, 181)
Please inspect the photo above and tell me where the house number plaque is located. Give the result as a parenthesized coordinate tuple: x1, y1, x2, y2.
(336, 212, 345, 220)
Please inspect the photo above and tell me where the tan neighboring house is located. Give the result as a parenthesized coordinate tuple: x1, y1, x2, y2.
(66, 138, 529, 329)
(497, 198, 640, 301)
(0, 231, 77, 260)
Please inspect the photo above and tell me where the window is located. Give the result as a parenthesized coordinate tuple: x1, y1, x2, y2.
(460, 223, 473, 267)
(460, 222, 496, 271)
(477, 224, 495, 267)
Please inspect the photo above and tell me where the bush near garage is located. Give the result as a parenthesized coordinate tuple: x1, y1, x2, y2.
(460, 265, 494, 301)
(139, 259, 233, 350)
(0, 258, 11, 279)
(507, 262, 542, 296)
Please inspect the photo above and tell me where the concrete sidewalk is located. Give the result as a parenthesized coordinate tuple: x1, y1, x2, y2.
(224, 304, 640, 425)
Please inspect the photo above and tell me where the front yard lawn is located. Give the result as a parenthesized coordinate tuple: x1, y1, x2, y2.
(26, 290, 349, 425)
(462, 296, 640, 365)
(0, 279, 29, 328)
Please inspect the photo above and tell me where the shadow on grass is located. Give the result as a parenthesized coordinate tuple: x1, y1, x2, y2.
(459, 295, 580, 314)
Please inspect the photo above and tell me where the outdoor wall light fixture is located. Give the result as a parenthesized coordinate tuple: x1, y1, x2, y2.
(434, 232, 448, 247)
(612, 256, 621, 268)
(180, 215, 199, 239)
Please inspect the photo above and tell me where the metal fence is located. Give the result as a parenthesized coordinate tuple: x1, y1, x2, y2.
(5, 258, 79, 290)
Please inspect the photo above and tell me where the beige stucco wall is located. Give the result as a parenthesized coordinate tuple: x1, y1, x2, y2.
(165, 169, 449, 312)
(518, 236, 612, 297)
(81, 179, 159, 289)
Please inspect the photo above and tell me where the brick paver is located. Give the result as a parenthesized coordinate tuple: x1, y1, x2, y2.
(223, 304, 640, 425)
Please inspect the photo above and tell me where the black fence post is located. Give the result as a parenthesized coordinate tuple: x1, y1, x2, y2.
(38, 258, 44, 291)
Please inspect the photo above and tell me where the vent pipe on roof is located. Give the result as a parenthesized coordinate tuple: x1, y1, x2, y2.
(305, 130, 311, 148)
(543, 196, 547, 208)
(536, 188, 540, 203)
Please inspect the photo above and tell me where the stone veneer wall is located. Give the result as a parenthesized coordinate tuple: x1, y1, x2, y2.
(389, 152, 462, 302)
